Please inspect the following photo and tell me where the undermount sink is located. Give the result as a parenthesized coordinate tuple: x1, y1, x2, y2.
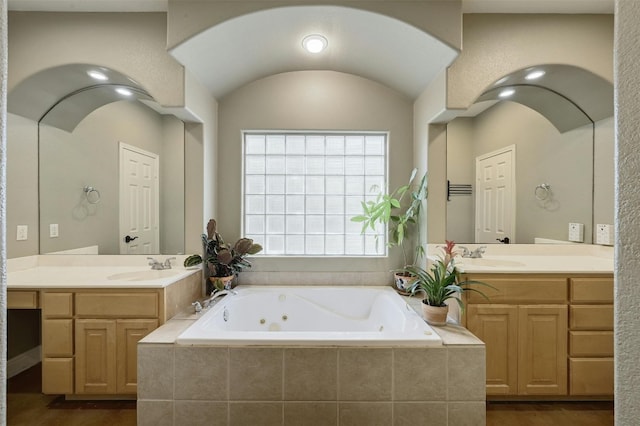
(107, 269, 182, 281)
(459, 258, 525, 268)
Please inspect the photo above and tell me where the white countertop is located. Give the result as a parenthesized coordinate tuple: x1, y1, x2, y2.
(428, 243, 614, 274)
(7, 255, 200, 289)
(455, 254, 613, 274)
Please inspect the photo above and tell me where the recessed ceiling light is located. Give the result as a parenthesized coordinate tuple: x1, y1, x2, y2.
(87, 70, 108, 81)
(302, 34, 328, 54)
(525, 70, 546, 80)
(499, 88, 515, 98)
(115, 87, 133, 96)
(494, 76, 509, 85)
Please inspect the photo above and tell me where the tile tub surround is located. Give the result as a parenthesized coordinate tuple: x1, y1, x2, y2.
(137, 319, 485, 426)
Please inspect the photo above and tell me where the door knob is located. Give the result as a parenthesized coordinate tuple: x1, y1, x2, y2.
(124, 235, 139, 243)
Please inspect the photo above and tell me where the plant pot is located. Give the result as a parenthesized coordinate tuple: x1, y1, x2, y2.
(394, 272, 417, 295)
(421, 303, 449, 326)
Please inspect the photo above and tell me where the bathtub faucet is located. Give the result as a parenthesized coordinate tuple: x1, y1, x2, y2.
(203, 289, 238, 308)
(459, 246, 487, 258)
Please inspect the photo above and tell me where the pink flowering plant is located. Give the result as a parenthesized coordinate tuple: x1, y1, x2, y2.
(402, 240, 492, 309)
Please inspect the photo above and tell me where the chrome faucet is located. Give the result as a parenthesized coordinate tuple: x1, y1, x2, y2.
(203, 289, 238, 308)
(147, 257, 176, 270)
(147, 257, 164, 270)
(459, 246, 487, 258)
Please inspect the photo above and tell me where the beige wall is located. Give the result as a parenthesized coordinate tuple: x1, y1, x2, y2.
(218, 70, 413, 273)
(167, 0, 462, 52)
(594, 116, 615, 228)
(184, 122, 205, 255)
(615, 0, 640, 421)
(182, 70, 218, 231)
(38, 101, 184, 255)
(161, 115, 186, 255)
(6, 113, 39, 257)
(414, 71, 448, 245)
(447, 14, 614, 110)
(445, 117, 474, 243)
(8, 12, 185, 107)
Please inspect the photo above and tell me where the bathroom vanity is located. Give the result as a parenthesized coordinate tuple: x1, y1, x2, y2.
(7, 255, 202, 399)
(452, 244, 614, 399)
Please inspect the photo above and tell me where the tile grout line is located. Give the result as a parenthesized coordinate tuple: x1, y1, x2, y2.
(227, 346, 230, 425)
(336, 348, 340, 426)
(282, 348, 285, 426)
(391, 348, 395, 423)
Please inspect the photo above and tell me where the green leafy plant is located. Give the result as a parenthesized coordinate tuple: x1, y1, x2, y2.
(351, 168, 427, 268)
(183, 219, 262, 292)
(402, 241, 493, 310)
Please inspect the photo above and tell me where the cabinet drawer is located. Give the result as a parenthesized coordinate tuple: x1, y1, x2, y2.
(42, 358, 74, 394)
(570, 278, 613, 303)
(42, 292, 74, 318)
(8, 291, 38, 309)
(569, 331, 614, 357)
(75, 292, 158, 318)
(570, 305, 613, 330)
(570, 358, 614, 396)
(465, 277, 567, 304)
(43, 319, 74, 357)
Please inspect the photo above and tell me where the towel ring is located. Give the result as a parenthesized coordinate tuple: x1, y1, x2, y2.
(83, 186, 101, 204)
(534, 183, 551, 201)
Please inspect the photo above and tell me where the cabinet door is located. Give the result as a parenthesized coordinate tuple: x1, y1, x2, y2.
(467, 304, 518, 395)
(116, 319, 158, 394)
(518, 305, 568, 395)
(43, 319, 73, 357)
(75, 319, 117, 394)
(570, 358, 614, 396)
(42, 358, 74, 394)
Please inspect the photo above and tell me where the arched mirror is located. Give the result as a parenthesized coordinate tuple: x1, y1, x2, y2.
(9, 64, 186, 255)
(444, 64, 614, 244)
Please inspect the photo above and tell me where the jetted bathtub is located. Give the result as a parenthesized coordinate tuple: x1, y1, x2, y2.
(176, 286, 442, 346)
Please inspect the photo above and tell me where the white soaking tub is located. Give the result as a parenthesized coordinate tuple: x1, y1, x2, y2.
(176, 286, 441, 346)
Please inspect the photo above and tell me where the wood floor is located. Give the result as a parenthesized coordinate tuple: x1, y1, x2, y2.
(7, 364, 614, 426)
(7, 364, 136, 426)
(486, 401, 614, 426)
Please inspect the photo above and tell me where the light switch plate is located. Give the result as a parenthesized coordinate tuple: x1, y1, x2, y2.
(16, 225, 28, 241)
(49, 223, 59, 238)
(568, 222, 584, 243)
(596, 224, 614, 245)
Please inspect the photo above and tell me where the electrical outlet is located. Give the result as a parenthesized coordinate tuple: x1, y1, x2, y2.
(596, 224, 614, 245)
(49, 223, 59, 238)
(568, 222, 584, 243)
(16, 225, 28, 241)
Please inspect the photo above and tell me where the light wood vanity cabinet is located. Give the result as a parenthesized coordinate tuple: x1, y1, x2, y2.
(41, 292, 75, 395)
(10, 269, 201, 399)
(7, 290, 39, 309)
(464, 273, 614, 399)
(41, 289, 162, 396)
(569, 277, 614, 396)
(464, 275, 568, 396)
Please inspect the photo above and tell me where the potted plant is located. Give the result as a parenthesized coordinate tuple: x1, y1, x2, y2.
(351, 168, 428, 293)
(183, 219, 263, 294)
(402, 241, 492, 326)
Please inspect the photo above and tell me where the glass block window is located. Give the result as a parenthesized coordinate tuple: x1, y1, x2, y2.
(243, 132, 387, 256)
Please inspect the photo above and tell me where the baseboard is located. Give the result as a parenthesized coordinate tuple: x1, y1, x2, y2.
(7, 346, 41, 378)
